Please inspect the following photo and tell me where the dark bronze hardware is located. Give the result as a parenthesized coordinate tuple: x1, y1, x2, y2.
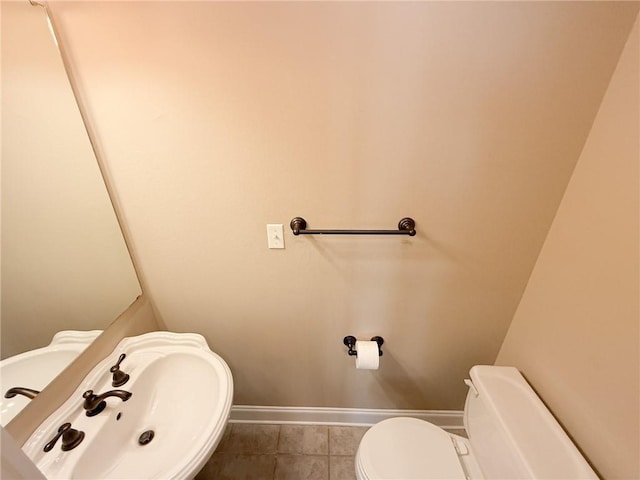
(110, 353, 130, 387)
(343, 336, 384, 357)
(138, 430, 155, 445)
(291, 217, 416, 236)
(43, 423, 84, 452)
(83, 389, 132, 417)
(4, 387, 40, 400)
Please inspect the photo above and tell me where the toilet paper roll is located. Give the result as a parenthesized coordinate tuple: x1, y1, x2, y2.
(355, 340, 380, 370)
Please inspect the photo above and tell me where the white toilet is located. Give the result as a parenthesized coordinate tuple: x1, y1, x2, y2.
(355, 365, 598, 479)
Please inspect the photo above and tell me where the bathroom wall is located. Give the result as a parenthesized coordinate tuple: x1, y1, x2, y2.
(496, 18, 639, 480)
(45, 2, 638, 410)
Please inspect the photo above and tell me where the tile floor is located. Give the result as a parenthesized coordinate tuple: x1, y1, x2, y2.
(195, 423, 369, 480)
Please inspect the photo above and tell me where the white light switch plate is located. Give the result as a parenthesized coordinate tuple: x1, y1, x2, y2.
(266, 224, 285, 249)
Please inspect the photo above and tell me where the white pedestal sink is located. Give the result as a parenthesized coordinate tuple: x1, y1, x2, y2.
(22, 332, 233, 480)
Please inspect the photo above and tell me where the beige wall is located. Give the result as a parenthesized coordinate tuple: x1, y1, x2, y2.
(46, 1, 638, 410)
(1, 1, 141, 359)
(496, 18, 639, 480)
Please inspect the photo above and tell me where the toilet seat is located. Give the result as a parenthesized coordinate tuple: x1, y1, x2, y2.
(355, 417, 469, 480)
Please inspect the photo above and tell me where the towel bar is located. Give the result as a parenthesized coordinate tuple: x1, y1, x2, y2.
(290, 217, 416, 236)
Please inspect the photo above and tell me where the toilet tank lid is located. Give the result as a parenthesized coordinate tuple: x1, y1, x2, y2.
(469, 366, 598, 480)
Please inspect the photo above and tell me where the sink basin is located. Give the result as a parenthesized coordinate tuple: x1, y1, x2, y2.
(22, 332, 233, 479)
(1, 330, 102, 426)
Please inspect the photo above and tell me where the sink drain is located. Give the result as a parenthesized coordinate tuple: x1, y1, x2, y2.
(138, 430, 155, 445)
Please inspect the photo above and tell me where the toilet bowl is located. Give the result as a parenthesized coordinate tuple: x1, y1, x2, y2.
(355, 417, 483, 480)
(355, 366, 598, 480)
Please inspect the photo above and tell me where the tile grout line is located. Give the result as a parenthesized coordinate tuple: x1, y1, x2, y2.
(272, 424, 281, 479)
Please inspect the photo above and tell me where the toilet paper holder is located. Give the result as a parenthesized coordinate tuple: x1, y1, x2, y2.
(343, 336, 384, 357)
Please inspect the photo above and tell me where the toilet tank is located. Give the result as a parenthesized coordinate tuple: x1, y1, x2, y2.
(463, 365, 598, 479)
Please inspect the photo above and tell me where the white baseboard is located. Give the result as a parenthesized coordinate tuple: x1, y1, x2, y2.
(230, 405, 465, 431)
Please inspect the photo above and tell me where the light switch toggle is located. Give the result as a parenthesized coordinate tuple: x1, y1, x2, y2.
(267, 224, 285, 249)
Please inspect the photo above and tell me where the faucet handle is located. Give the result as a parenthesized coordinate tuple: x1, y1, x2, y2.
(110, 353, 130, 387)
(44, 423, 84, 452)
(83, 390, 107, 417)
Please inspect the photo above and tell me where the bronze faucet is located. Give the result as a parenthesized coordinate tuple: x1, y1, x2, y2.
(4, 387, 40, 400)
(83, 389, 132, 417)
